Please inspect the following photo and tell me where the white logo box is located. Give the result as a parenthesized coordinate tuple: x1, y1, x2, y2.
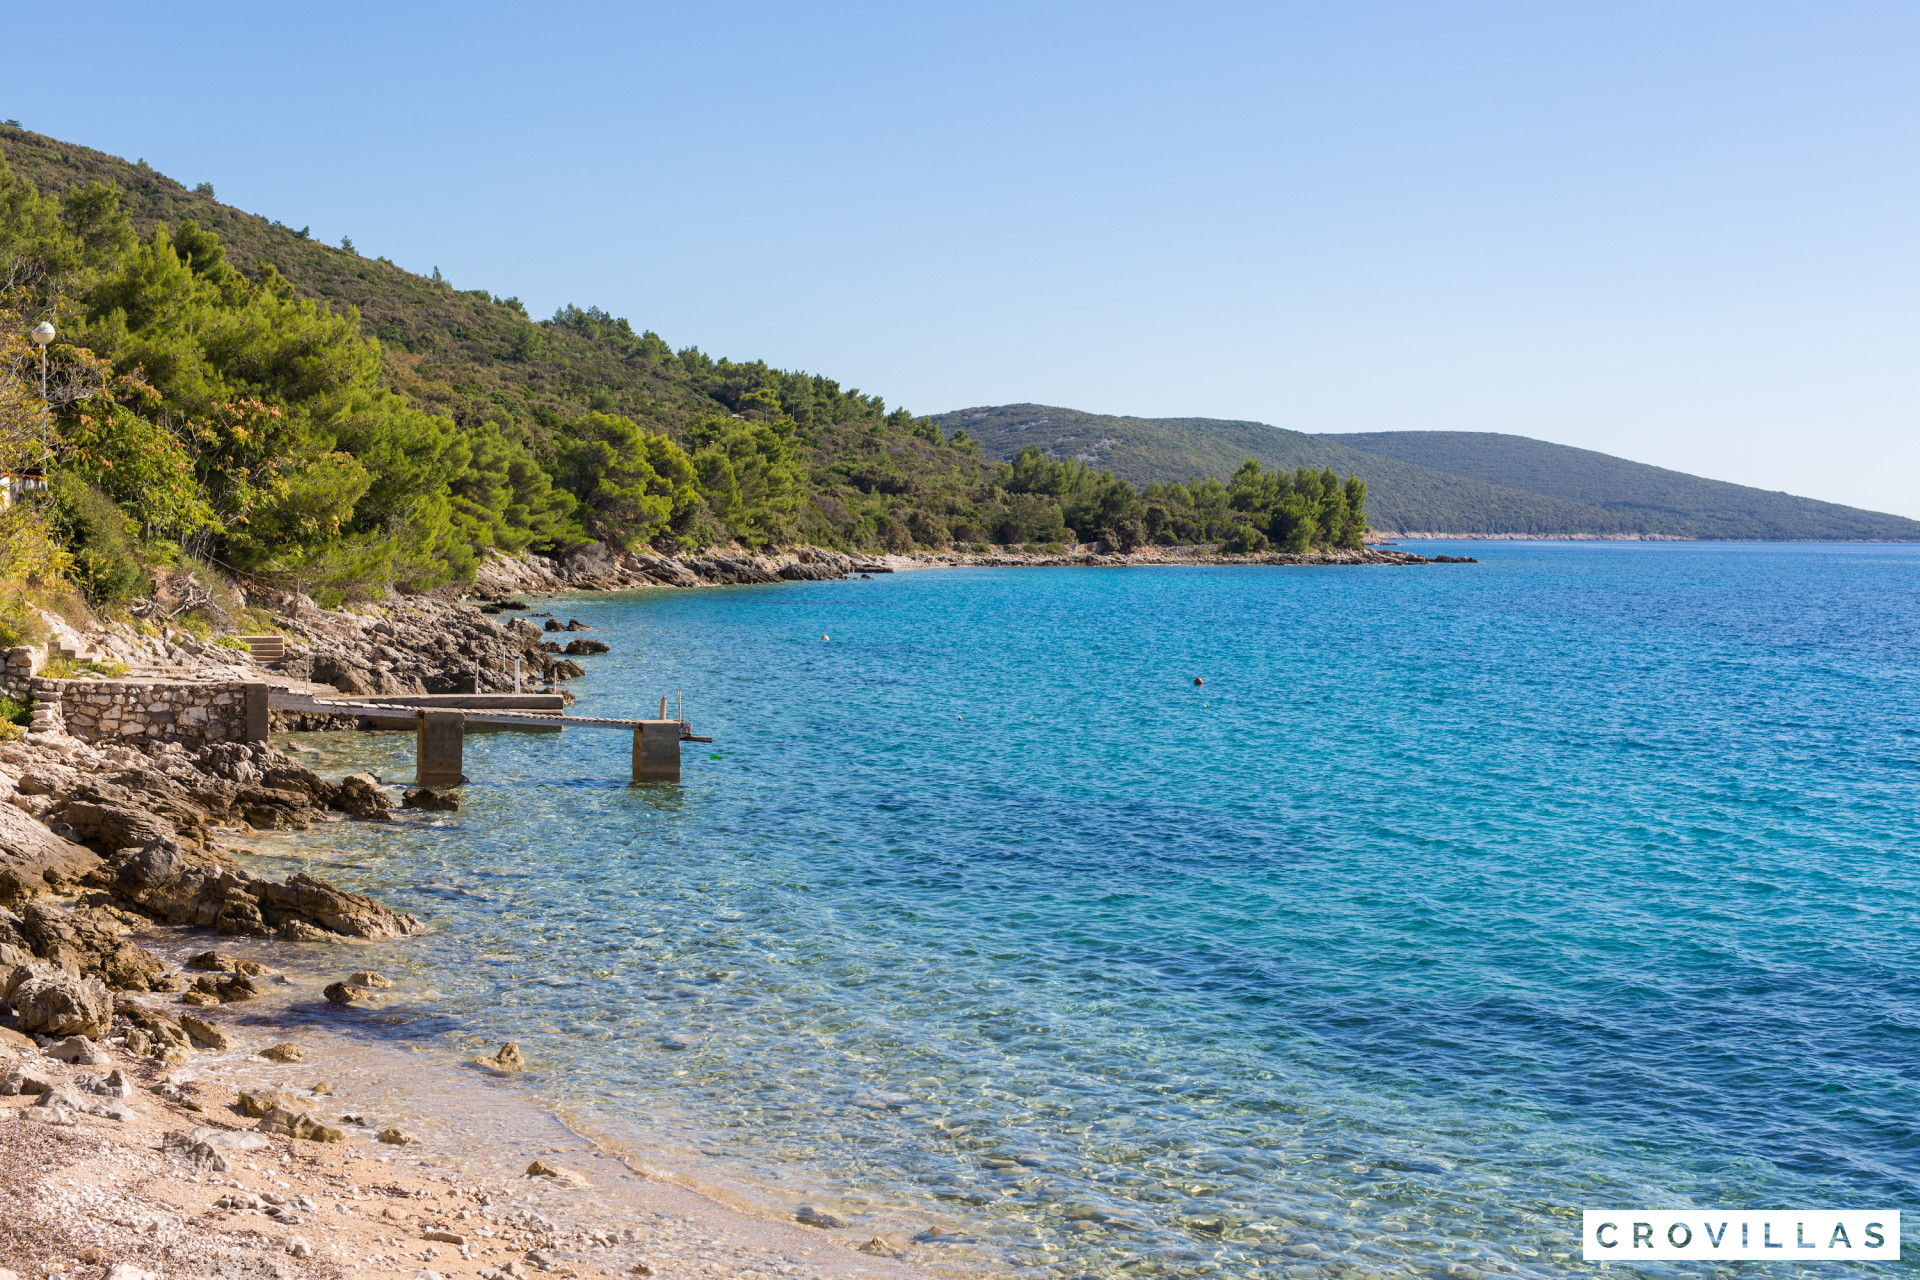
(1582, 1211, 1898, 1260)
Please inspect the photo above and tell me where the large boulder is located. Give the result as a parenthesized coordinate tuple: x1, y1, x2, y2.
(108, 839, 419, 941)
(310, 653, 376, 696)
(230, 785, 318, 831)
(17, 900, 171, 991)
(53, 800, 176, 852)
(0, 801, 102, 899)
(0, 907, 27, 953)
(86, 773, 212, 839)
(4, 961, 112, 1037)
(255, 874, 418, 941)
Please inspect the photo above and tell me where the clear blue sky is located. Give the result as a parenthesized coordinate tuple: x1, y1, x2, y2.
(10, 2, 1917, 515)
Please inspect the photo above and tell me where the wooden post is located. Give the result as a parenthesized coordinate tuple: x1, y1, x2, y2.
(243, 682, 270, 743)
(632, 720, 681, 783)
(417, 710, 466, 786)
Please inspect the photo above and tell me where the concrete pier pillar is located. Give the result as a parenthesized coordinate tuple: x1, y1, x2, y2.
(632, 720, 681, 783)
(417, 710, 466, 787)
(244, 682, 270, 743)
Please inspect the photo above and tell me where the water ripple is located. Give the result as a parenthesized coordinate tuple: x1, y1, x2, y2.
(254, 543, 1920, 1277)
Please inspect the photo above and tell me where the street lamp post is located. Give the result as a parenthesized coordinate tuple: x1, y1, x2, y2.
(29, 321, 54, 399)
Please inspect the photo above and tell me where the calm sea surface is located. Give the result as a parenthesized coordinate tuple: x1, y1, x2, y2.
(261, 543, 1920, 1277)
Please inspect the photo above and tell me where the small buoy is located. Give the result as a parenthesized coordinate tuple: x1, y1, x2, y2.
(822, 635, 830, 641)
(1193, 677, 1204, 686)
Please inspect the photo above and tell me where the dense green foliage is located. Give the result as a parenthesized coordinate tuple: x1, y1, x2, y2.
(0, 127, 1369, 605)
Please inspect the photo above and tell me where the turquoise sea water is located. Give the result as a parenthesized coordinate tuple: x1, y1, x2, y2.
(266, 543, 1920, 1277)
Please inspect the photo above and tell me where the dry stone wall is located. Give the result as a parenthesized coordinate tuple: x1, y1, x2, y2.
(27, 677, 253, 747)
(3, 645, 46, 699)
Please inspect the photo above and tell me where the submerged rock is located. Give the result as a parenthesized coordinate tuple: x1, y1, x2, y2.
(348, 970, 392, 988)
(191, 970, 259, 1002)
(401, 787, 460, 812)
(477, 1042, 524, 1074)
(178, 1013, 231, 1051)
(335, 773, 393, 821)
(524, 1160, 588, 1186)
(238, 1089, 286, 1118)
(256, 1103, 343, 1142)
(259, 1043, 304, 1063)
(323, 981, 373, 1006)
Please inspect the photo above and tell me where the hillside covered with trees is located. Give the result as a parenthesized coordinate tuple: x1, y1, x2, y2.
(936, 404, 1640, 537)
(0, 127, 1370, 621)
(941, 404, 1920, 540)
(1319, 432, 1920, 540)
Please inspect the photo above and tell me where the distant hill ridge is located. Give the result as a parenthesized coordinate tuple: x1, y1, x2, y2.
(933, 405, 1919, 541)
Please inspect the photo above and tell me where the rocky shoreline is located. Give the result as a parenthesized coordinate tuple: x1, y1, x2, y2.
(0, 573, 941, 1279)
(470, 539, 1458, 596)
(0, 536, 1465, 1279)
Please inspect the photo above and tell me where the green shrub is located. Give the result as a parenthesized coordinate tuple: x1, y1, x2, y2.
(0, 695, 30, 726)
(0, 588, 46, 648)
(214, 635, 249, 652)
(48, 475, 148, 607)
(1221, 524, 1267, 554)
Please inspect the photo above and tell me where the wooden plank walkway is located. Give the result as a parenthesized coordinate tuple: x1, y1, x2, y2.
(268, 690, 695, 734)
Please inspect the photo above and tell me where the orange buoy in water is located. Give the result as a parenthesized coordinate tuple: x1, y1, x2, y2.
(1193, 677, 1204, 686)
(823, 635, 830, 641)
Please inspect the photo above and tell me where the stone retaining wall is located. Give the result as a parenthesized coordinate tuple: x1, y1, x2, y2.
(27, 678, 253, 747)
(2, 646, 46, 699)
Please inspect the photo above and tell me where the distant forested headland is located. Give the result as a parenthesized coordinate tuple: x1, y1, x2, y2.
(0, 128, 1369, 616)
(935, 409, 1920, 541)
